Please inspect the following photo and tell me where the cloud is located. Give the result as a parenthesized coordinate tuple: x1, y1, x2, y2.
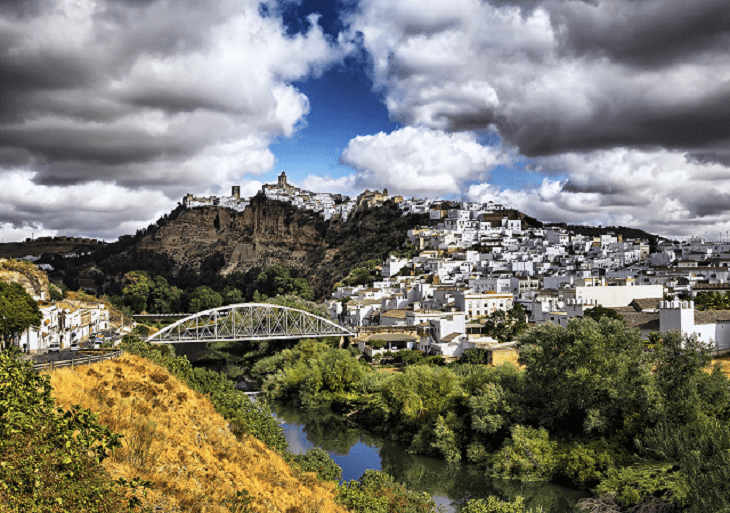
(467, 148, 730, 239)
(0, 170, 174, 241)
(348, 0, 730, 156)
(0, 0, 350, 239)
(337, 127, 508, 196)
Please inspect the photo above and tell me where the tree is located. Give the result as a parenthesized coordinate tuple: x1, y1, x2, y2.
(582, 305, 624, 323)
(254, 264, 315, 301)
(221, 286, 244, 305)
(187, 286, 223, 313)
(518, 317, 651, 436)
(0, 283, 42, 349)
(482, 305, 528, 343)
(122, 270, 153, 314)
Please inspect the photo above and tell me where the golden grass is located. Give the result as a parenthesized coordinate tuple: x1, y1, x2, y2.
(712, 356, 730, 378)
(49, 355, 348, 513)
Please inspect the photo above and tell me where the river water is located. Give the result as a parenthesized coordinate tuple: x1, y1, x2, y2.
(271, 404, 588, 513)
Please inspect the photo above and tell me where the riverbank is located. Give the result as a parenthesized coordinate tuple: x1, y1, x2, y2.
(273, 404, 587, 513)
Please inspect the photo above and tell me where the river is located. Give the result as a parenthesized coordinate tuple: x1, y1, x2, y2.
(271, 404, 588, 513)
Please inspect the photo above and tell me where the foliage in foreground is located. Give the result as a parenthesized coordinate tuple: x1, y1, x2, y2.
(336, 469, 442, 513)
(0, 348, 135, 513)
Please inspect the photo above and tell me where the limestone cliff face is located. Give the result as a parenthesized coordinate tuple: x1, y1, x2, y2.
(134, 195, 334, 290)
(0, 259, 51, 299)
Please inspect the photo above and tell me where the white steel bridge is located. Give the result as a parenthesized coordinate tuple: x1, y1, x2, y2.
(146, 303, 354, 344)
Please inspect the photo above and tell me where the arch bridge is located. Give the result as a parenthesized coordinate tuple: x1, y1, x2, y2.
(146, 303, 354, 344)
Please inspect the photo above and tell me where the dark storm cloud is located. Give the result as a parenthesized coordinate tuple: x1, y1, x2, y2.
(500, 88, 730, 156)
(550, 0, 730, 68)
(354, 0, 730, 159)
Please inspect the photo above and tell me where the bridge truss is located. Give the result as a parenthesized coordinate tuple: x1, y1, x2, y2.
(146, 303, 354, 344)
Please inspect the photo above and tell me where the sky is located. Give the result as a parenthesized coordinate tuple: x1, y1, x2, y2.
(1, 0, 729, 242)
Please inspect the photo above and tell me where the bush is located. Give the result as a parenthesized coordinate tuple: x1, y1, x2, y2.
(0, 347, 135, 513)
(291, 448, 342, 482)
(336, 470, 439, 513)
(461, 496, 535, 513)
(489, 426, 557, 481)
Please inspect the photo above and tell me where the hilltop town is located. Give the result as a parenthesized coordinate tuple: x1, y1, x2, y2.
(6, 171, 730, 361)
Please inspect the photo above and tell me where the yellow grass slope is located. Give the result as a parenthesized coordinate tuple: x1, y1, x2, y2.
(50, 355, 348, 513)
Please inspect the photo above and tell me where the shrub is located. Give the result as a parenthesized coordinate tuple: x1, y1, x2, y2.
(0, 348, 134, 513)
(489, 426, 558, 481)
(291, 448, 342, 482)
(336, 470, 439, 513)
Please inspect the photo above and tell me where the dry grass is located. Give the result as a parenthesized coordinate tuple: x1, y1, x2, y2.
(712, 355, 730, 378)
(49, 355, 348, 513)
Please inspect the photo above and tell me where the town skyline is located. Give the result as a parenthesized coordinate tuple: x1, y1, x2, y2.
(0, 0, 728, 241)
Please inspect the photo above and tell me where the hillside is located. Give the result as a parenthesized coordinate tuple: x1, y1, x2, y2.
(43, 195, 430, 298)
(49, 354, 347, 513)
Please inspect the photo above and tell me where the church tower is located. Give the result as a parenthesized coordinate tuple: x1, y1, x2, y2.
(278, 172, 288, 188)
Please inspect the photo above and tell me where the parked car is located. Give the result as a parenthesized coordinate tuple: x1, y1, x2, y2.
(92, 338, 103, 349)
(70, 342, 80, 351)
(49, 343, 61, 352)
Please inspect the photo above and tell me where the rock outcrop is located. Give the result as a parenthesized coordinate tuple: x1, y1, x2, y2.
(0, 259, 51, 300)
(131, 194, 337, 293)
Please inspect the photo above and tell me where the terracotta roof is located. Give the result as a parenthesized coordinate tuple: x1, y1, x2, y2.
(630, 298, 662, 312)
(694, 311, 730, 325)
(441, 332, 462, 342)
(694, 283, 730, 290)
(381, 309, 408, 319)
(615, 311, 659, 331)
(367, 333, 417, 342)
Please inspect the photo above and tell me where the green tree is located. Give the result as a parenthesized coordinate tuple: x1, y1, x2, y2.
(254, 264, 315, 301)
(122, 270, 153, 314)
(49, 283, 64, 301)
(0, 282, 42, 348)
(187, 286, 223, 313)
(582, 305, 624, 322)
(221, 286, 244, 305)
(518, 317, 651, 436)
(482, 305, 528, 343)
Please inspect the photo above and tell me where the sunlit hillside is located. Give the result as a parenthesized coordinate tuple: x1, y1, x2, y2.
(49, 355, 347, 513)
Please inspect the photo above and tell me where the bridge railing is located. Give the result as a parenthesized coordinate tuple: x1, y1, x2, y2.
(33, 349, 124, 373)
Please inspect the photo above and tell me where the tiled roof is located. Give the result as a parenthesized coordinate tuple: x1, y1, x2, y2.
(367, 333, 417, 342)
(630, 298, 662, 311)
(381, 309, 408, 319)
(441, 332, 462, 342)
(615, 311, 659, 331)
(694, 311, 730, 325)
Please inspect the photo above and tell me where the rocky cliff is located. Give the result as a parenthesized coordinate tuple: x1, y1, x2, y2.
(107, 195, 338, 295)
(65, 195, 429, 298)
(0, 259, 51, 299)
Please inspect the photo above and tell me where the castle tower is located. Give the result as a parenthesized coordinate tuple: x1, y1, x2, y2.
(278, 172, 288, 188)
(232, 186, 240, 199)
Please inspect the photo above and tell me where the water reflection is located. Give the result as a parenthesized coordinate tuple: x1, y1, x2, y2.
(272, 404, 587, 513)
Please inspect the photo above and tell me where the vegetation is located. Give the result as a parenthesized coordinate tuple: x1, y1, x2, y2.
(48, 352, 349, 512)
(0, 348, 137, 513)
(119, 336, 288, 453)
(581, 305, 625, 322)
(262, 318, 730, 512)
(481, 305, 528, 342)
(116, 265, 317, 315)
(694, 291, 730, 311)
(335, 470, 442, 513)
(0, 282, 41, 346)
